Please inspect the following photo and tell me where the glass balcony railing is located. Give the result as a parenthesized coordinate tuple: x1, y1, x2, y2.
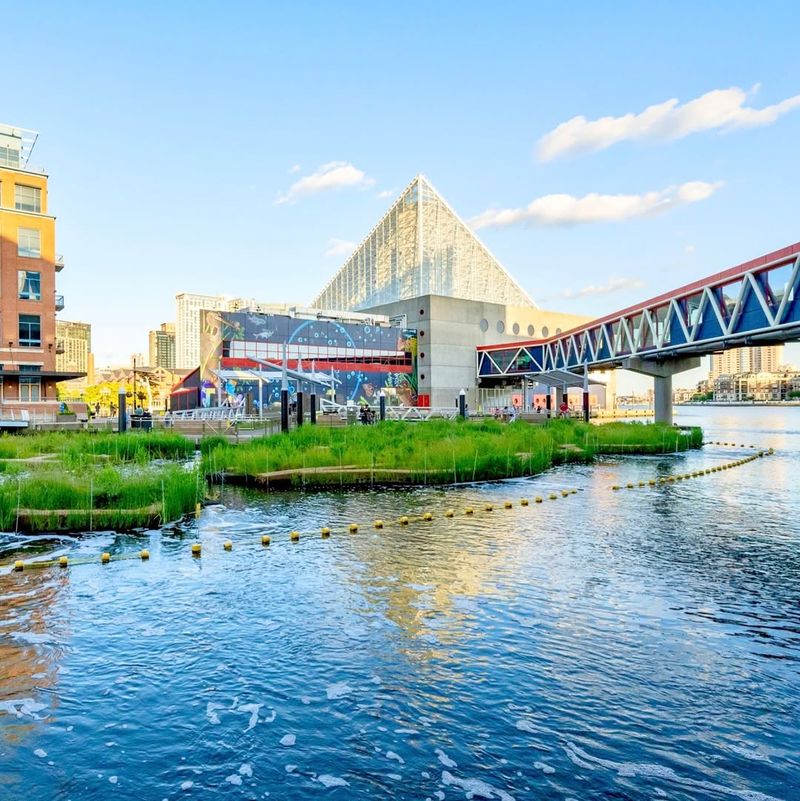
(55, 293, 64, 311)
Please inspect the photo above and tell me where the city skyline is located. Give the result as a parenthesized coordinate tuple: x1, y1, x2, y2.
(2, 2, 799, 391)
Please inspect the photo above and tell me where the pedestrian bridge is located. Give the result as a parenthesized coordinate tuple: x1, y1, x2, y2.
(476, 242, 800, 422)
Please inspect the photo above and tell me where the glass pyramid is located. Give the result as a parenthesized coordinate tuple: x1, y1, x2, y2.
(312, 175, 536, 311)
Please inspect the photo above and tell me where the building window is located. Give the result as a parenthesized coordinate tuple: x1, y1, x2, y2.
(18, 227, 41, 258)
(527, 325, 535, 336)
(19, 376, 41, 402)
(0, 145, 20, 168)
(15, 184, 42, 213)
(18, 270, 41, 301)
(19, 364, 41, 372)
(496, 320, 505, 334)
(19, 314, 41, 347)
(479, 319, 489, 332)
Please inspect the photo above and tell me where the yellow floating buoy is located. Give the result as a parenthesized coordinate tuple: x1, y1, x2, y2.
(504, 501, 513, 509)
(58, 555, 68, 568)
(768, 448, 774, 455)
(612, 485, 621, 491)
(520, 499, 529, 506)
(549, 493, 558, 500)
(561, 490, 569, 497)
(534, 496, 543, 503)
(223, 540, 232, 551)
(13, 560, 24, 572)
(626, 483, 634, 489)
(290, 530, 300, 541)
(374, 520, 384, 529)
(399, 515, 410, 524)
(485, 504, 494, 512)
(321, 527, 331, 538)
(570, 489, 578, 494)
(648, 479, 656, 486)
(140, 549, 150, 560)
(101, 552, 111, 563)
(261, 535, 271, 546)
(348, 523, 359, 533)
(190, 544, 201, 556)
(422, 512, 433, 521)
(638, 481, 645, 488)
(445, 508, 455, 517)
(464, 508, 474, 516)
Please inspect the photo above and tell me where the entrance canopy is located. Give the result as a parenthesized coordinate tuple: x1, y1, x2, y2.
(523, 369, 606, 388)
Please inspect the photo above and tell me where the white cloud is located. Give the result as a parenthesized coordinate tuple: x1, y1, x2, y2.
(376, 187, 397, 199)
(324, 238, 357, 258)
(469, 180, 722, 229)
(289, 164, 302, 174)
(537, 85, 800, 160)
(684, 244, 696, 254)
(562, 276, 645, 300)
(276, 161, 375, 205)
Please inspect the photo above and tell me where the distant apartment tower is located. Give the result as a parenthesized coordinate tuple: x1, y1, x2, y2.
(0, 124, 80, 409)
(55, 320, 92, 376)
(709, 345, 784, 379)
(149, 322, 176, 369)
(175, 293, 294, 368)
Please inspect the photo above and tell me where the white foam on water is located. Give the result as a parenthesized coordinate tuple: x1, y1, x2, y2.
(109, 776, 118, 784)
(34, 748, 47, 758)
(326, 681, 352, 700)
(206, 702, 224, 725)
(386, 750, 404, 764)
(264, 709, 277, 723)
(239, 763, 253, 777)
(441, 770, 516, 801)
(0, 698, 47, 719)
(387, 773, 402, 781)
(238, 703, 262, 732)
(563, 742, 781, 801)
(285, 765, 297, 773)
(728, 745, 772, 763)
(533, 761, 555, 775)
(434, 791, 445, 801)
(280, 734, 296, 746)
(225, 775, 242, 786)
(300, 696, 312, 705)
(422, 771, 431, 779)
(317, 775, 349, 787)
(396, 728, 419, 735)
(180, 780, 193, 790)
(436, 748, 457, 768)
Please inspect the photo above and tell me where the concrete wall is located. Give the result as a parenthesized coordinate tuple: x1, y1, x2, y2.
(365, 294, 614, 408)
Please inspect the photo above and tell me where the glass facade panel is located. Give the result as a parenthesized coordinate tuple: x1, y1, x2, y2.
(19, 314, 41, 347)
(18, 227, 41, 258)
(15, 184, 41, 213)
(313, 176, 535, 311)
(18, 270, 41, 300)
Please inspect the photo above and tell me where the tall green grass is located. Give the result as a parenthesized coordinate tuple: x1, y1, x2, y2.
(203, 419, 702, 488)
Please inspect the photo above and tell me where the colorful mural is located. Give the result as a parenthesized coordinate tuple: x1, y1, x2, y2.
(198, 311, 417, 410)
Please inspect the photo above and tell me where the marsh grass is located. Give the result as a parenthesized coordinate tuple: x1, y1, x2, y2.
(204, 419, 701, 488)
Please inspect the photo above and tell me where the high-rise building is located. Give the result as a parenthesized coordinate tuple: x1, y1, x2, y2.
(709, 345, 784, 379)
(312, 175, 535, 311)
(175, 293, 294, 368)
(55, 320, 92, 376)
(148, 322, 176, 369)
(1, 124, 81, 413)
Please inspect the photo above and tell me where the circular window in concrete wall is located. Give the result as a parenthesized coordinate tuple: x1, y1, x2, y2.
(496, 321, 505, 334)
(555, 328, 562, 335)
(541, 326, 549, 337)
(512, 323, 520, 335)
(419, 352, 425, 359)
(420, 373, 426, 380)
(419, 330, 425, 337)
(419, 308, 425, 316)
(479, 318, 489, 332)
(527, 325, 535, 336)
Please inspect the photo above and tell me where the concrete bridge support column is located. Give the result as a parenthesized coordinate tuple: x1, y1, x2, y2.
(622, 356, 701, 425)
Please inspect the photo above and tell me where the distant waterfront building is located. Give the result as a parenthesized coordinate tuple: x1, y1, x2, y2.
(709, 345, 784, 380)
(148, 322, 176, 369)
(175, 293, 295, 369)
(55, 320, 93, 397)
(311, 175, 610, 409)
(0, 124, 82, 415)
(712, 368, 799, 402)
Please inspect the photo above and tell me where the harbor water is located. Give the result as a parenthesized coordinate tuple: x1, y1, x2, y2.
(1, 407, 798, 800)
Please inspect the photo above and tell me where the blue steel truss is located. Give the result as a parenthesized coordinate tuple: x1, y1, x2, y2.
(477, 243, 800, 379)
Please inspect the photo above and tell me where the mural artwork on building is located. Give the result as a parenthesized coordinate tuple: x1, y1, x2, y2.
(199, 311, 417, 411)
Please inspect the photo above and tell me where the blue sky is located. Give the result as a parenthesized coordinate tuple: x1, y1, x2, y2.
(4, 1, 799, 390)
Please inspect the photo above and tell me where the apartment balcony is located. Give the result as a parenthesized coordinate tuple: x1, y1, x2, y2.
(55, 293, 65, 311)
(55, 254, 65, 272)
